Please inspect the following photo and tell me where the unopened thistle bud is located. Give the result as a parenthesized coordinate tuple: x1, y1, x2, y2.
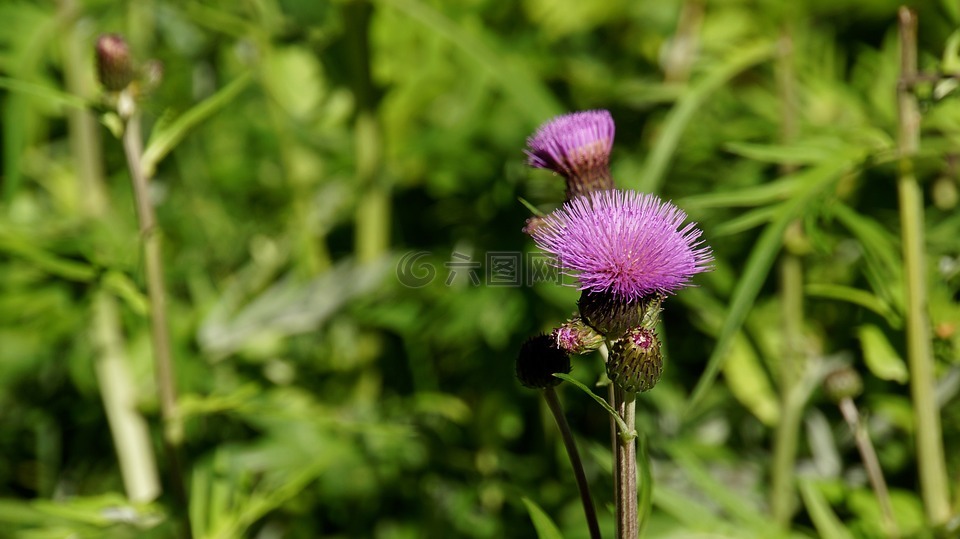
(824, 366, 863, 403)
(607, 327, 662, 393)
(553, 317, 604, 355)
(525, 110, 615, 200)
(516, 334, 572, 389)
(96, 34, 135, 92)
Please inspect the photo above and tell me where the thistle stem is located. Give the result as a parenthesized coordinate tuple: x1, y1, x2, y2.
(838, 397, 899, 537)
(542, 387, 602, 539)
(119, 91, 192, 537)
(896, 8, 952, 525)
(615, 387, 638, 538)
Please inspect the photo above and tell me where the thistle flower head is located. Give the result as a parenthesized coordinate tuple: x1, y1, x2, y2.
(525, 110, 615, 198)
(531, 189, 712, 302)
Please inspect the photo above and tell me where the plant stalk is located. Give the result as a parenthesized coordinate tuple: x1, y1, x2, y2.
(543, 387, 602, 539)
(838, 397, 899, 537)
(615, 387, 638, 538)
(896, 7, 951, 525)
(771, 28, 805, 527)
(119, 91, 192, 537)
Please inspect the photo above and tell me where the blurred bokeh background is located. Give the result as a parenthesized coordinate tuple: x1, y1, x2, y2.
(2, 0, 960, 537)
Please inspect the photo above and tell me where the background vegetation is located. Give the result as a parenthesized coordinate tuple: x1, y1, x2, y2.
(1, 0, 960, 537)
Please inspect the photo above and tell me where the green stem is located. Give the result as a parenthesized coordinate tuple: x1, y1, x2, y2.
(615, 388, 638, 539)
(345, 0, 390, 263)
(838, 398, 899, 538)
(92, 290, 162, 503)
(771, 28, 805, 527)
(119, 91, 193, 537)
(896, 7, 951, 526)
(542, 387, 602, 539)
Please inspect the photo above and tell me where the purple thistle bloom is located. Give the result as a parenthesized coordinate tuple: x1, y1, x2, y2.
(531, 189, 713, 300)
(525, 110, 615, 198)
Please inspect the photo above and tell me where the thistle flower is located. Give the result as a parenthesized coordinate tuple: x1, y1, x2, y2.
(516, 334, 572, 389)
(525, 110, 615, 199)
(532, 189, 712, 301)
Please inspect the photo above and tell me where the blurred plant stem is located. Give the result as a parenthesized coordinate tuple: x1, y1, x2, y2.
(93, 291, 162, 503)
(345, 0, 390, 263)
(896, 7, 951, 526)
(542, 387, 602, 539)
(837, 397, 899, 537)
(615, 387, 638, 539)
(771, 29, 804, 527)
(59, 0, 107, 216)
(663, 0, 703, 84)
(117, 90, 192, 536)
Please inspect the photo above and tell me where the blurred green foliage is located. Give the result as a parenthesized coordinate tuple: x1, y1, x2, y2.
(1, 0, 960, 537)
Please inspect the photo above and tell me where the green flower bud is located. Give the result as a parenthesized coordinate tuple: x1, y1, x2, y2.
(516, 334, 572, 389)
(607, 327, 662, 393)
(824, 366, 863, 403)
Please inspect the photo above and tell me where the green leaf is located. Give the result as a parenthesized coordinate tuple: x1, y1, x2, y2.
(723, 333, 780, 425)
(553, 372, 630, 435)
(0, 76, 90, 110)
(723, 140, 836, 165)
(858, 324, 909, 383)
(805, 284, 901, 328)
(142, 71, 253, 177)
(798, 479, 856, 539)
(637, 434, 653, 538)
(520, 497, 563, 539)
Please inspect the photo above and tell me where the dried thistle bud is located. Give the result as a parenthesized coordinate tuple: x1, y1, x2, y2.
(96, 34, 135, 92)
(516, 334, 572, 389)
(824, 366, 863, 403)
(607, 327, 662, 393)
(552, 316, 604, 355)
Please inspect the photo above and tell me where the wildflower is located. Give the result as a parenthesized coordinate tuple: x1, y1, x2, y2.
(532, 189, 711, 336)
(525, 110, 615, 199)
(516, 334, 572, 389)
(532, 189, 711, 299)
(607, 327, 663, 393)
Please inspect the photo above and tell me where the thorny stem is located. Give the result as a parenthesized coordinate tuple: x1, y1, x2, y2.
(838, 398, 899, 538)
(542, 387, 602, 539)
(896, 7, 952, 525)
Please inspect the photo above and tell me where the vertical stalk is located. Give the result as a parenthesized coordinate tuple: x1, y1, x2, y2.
(896, 7, 951, 526)
(770, 29, 805, 527)
(344, 0, 389, 263)
(119, 92, 192, 536)
(615, 388, 638, 539)
(838, 398, 898, 537)
(542, 387, 602, 539)
(93, 291, 162, 503)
